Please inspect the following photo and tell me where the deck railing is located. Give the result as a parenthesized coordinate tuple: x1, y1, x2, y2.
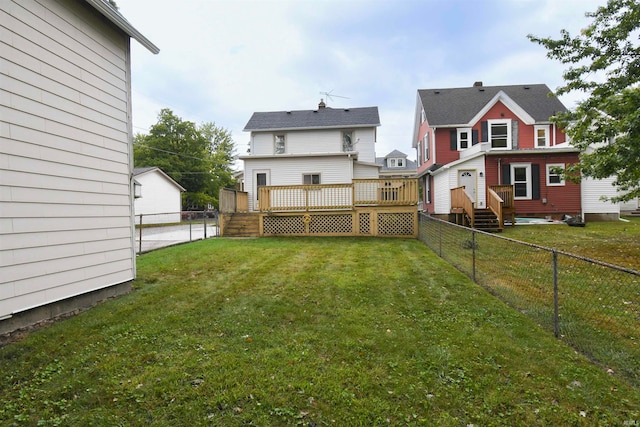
(258, 178, 418, 212)
(487, 188, 504, 229)
(489, 185, 515, 225)
(450, 186, 475, 226)
(220, 188, 249, 213)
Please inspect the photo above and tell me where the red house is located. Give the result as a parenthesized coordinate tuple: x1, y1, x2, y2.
(412, 82, 590, 229)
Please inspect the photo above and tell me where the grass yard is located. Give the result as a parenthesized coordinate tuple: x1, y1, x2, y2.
(1, 237, 639, 426)
(501, 216, 640, 271)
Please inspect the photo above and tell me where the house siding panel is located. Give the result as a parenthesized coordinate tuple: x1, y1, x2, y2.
(485, 153, 581, 216)
(244, 156, 353, 211)
(0, 0, 136, 320)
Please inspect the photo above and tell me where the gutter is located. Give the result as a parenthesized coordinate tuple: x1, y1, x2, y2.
(85, 0, 160, 54)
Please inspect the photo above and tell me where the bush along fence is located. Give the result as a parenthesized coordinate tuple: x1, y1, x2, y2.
(135, 211, 219, 254)
(418, 213, 640, 387)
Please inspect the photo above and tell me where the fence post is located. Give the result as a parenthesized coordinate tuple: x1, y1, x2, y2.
(438, 219, 443, 257)
(203, 211, 207, 239)
(553, 250, 559, 338)
(138, 214, 143, 254)
(189, 218, 192, 242)
(472, 230, 476, 282)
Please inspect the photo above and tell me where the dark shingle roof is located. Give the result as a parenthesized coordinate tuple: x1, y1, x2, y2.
(418, 84, 567, 127)
(244, 106, 380, 131)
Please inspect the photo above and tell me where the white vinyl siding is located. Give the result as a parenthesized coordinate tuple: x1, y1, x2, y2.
(581, 176, 620, 215)
(134, 171, 183, 224)
(244, 156, 353, 211)
(249, 128, 376, 161)
(0, 0, 135, 319)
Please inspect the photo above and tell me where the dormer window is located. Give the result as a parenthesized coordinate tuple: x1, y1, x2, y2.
(342, 131, 353, 152)
(387, 158, 405, 168)
(274, 134, 286, 154)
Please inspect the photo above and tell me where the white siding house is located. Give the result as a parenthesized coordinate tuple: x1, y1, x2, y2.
(0, 0, 158, 333)
(240, 100, 381, 211)
(133, 167, 185, 224)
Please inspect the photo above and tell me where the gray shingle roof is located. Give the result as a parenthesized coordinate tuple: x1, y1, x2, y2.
(244, 106, 380, 131)
(418, 84, 567, 127)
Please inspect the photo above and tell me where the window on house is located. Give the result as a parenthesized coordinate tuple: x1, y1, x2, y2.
(387, 158, 405, 168)
(424, 132, 430, 161)
(342, 131, 353, 152)
(274, 134, 286, 154)
(547, 163, 565, 186)
(535, 125, 549, 147)
(457, 128, 471, 150)
(489, 120, 511, 149)
(303, 173, 320, 185)
(511, 163, 532, 199)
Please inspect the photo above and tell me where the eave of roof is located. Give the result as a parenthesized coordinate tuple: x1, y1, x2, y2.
(85, 0, 159, 54)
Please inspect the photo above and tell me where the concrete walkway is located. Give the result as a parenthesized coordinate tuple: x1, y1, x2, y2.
(135, 224, 219, 254)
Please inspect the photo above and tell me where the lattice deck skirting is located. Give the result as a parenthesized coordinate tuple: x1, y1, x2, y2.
(260, 207, 418, 238)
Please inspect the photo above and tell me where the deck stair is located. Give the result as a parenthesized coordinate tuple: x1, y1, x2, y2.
(222, 213, 260, 237)
(629, 209, 640, 217)
(473, 208, 501, 232)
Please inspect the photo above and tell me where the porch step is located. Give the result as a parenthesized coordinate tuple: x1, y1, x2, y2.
(628, 209, 640, 217)
(473, 209, 501, 232)
(223, 213, 260, 237)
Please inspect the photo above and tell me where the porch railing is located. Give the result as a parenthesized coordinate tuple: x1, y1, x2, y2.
(450, 186, 475, 226)
(487, 188, 504, 229)
(257, 178, 418, 212)
(220, 188, 249, 213)
(489, 185, 515, 225)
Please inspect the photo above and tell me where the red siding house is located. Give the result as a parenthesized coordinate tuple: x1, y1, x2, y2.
(412, 82, 613, 227)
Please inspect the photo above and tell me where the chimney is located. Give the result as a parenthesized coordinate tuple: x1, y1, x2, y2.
(318, 98, 326, 109)
(473, 81, 483, 87)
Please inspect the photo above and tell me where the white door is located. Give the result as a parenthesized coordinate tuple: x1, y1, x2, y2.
(254, 170, 270, 211)
(458, 170, 476, 203)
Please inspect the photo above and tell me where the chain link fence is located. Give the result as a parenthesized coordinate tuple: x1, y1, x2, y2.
(418, 212, 640, 387)
(135, 211, 219, 254)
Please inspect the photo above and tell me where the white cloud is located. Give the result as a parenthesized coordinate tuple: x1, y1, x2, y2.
(118, 0, 610, 163)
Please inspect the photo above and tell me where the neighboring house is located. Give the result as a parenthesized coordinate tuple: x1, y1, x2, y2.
(239, 100, 381, 211)
(412, 82, 619, 223)
(0, 0, 158, 334)
(376, 150, 417, 178)
(133, 167, 185, 224)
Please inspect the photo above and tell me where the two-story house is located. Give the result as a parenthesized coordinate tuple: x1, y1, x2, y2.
(240, 100, 381, 211)
(412, 82, 619, 225)
(376, 150, 417, 178)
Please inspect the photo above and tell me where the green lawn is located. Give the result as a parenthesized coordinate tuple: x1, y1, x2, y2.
(501, 216, 640, 271)
(1, 238, 639, 426)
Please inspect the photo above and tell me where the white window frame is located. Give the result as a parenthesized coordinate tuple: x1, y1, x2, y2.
(546, 163, 565, 186)
(457, 128, 472, 150)
(303, 173, 321, 185)
(535, 125, 549, 147)
(421, 108, 426, 123)
(274, 134, 286, 154)
(488, 119, 512, 149)
(511, 163, 532, 200)
(423, 132, 430, 161)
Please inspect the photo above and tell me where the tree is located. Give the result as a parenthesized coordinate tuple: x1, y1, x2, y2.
(528, 0, 640, 202)
(134, 108, 237, 209)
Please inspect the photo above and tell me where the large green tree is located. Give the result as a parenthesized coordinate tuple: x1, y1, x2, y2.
(528, 0, 640, 202)
(134, 108, 237, 209)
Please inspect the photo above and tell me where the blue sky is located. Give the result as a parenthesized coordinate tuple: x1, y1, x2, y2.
(117, 0, 606, 164)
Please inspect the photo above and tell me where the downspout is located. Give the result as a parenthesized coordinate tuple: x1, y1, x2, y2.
(553, 123, 556, 146)
(497, 158, 501, 184)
